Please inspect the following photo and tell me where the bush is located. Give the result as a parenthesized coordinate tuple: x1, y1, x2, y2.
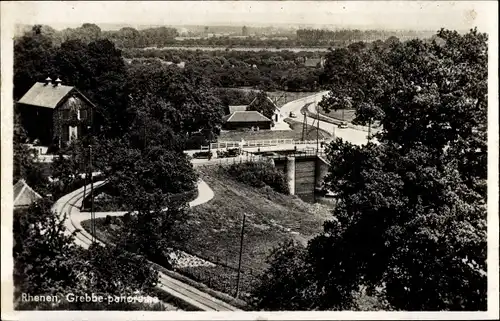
(217, 148, 240, 158)
(224, 162, 289, 194)
(193, 151, 211, 159)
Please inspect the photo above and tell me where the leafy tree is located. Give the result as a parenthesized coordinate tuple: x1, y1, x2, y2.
(252, 241, 316, 310)
(13, 112, 50, 194)
(13, 199, 81, 297)
(118, 196, 189, 267)
(13, 198, 162, 310)
(13, 25, 57, 99)
(105, 143, 197, 210)
(247, 91, 277, 121)
(127, 63, 224, 146)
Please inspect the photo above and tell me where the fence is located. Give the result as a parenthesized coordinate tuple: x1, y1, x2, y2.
(201, 138, 327, 151)
(193, 153, 269, 168)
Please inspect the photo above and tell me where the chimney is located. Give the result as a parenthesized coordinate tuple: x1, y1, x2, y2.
(44, 77, 52, 86)
(54, 77, 62, 87)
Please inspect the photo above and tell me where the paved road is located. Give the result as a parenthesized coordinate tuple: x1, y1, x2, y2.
(52, 178, 239, 311)
(280, 91, 374, 146)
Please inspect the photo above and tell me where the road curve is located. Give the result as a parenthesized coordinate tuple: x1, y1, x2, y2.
(280, 91, 373, 146)
(52, 179, 239, 311)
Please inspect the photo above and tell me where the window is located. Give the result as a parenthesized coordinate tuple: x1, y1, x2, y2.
(62, 110, 70, 119)
(80, 109, 87, 120)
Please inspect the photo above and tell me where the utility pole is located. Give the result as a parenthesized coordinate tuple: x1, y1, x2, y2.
(315, 92, 320, 154)
(367, 119, 372, 142)
(301, 111, 307, 141)
(82, 147, 87, 208)
(235, 213, 246, 298)
(89, 145, 95, 243)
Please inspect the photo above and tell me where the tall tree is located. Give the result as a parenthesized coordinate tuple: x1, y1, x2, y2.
(13, 198, 161, 310)
(13, 25, 57, 99)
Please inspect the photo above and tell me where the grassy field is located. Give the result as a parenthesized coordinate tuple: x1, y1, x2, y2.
(172, 166, 331, 295)
(218, 119, 332, 142)
(319, 108, 356, 122)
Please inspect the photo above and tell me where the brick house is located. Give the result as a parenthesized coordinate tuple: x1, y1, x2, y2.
(16, 78, 96, 148)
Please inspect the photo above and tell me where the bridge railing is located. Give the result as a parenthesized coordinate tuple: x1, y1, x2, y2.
(201, 138, 327, 151)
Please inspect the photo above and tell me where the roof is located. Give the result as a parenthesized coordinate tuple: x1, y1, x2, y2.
(18, 82, 75, 109)
(14, 179, 42, 208)
(225, 111, 271, 123)
(248, 95, 279, 111)
(304, 58, 324, 68)
(228, 105, 248, 114)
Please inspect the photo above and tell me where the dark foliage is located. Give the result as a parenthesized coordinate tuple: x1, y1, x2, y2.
(254, 28, 488, 311)
(224, 161, 289, 194)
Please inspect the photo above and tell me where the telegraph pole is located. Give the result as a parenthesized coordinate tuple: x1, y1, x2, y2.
(235, 213, 246, 298)
(301, 111, 307, 141)
(315, 85, 320, 154)
(89, 145, 95, 243)
(82, 147, 87, 208)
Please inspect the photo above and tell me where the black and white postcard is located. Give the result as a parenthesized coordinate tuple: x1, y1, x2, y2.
(1, 1, 498, 320)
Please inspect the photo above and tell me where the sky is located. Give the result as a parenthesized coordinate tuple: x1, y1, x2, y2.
(1, 1, 496, 32)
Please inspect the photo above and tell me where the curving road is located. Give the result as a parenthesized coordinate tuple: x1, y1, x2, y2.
(280, 91, 375, 146)
(52, 179, 239, 311)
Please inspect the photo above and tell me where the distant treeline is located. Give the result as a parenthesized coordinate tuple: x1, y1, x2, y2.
(15, 24, 179, 48)
(296, 28, 437, 44)
(15, 24, 437, 49)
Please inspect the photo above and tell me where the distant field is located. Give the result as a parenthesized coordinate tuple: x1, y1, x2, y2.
(218, 119, 332, 142)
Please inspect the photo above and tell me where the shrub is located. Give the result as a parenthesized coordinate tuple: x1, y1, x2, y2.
(217, 148, 240, 158)
(193, 151, 211, 159)
(224, 161, 289, 194)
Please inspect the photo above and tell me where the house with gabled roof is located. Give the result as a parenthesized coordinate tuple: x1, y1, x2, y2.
(14, 179, 42, 209)
(247, 93, 283, 124)
(16, 77, 96, 149)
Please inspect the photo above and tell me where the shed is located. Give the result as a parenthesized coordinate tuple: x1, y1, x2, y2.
(223, 111, 272, 130)
(14, 179, 42, 208)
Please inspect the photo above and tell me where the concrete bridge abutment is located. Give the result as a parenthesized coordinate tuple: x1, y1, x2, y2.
(286, 156, 296, 195)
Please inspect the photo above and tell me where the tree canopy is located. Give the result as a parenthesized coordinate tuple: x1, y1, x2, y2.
(13, 199, 161, 310)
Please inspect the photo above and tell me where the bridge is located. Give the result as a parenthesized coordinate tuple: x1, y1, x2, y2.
(194, 140, 334, 203)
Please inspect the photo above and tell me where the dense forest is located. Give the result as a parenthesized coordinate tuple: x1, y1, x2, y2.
(253, 28, 488, 311)
(124, 48, 323, 91)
